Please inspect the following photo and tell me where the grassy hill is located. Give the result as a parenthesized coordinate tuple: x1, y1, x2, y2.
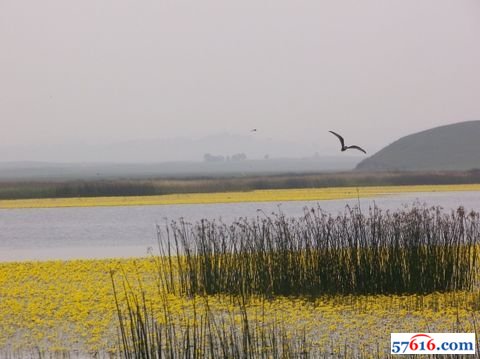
(356, 121, 480, 171)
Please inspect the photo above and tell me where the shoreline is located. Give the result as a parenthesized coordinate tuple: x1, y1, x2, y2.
(1, 183, 480, 209)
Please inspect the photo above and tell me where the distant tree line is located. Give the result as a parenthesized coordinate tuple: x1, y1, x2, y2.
(203, 153, 247, 162)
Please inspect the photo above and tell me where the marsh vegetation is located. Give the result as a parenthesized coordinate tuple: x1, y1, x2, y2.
(157, 205, 479, 297)
(2, 170, 480, 200)
(110, 204, 480, 358)
(1, 203, 479, 357)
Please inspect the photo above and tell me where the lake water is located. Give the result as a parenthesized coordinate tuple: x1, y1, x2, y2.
(1, 191, 480, 262)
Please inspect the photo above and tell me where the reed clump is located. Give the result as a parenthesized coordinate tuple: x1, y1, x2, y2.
(158, 205, 479, 297)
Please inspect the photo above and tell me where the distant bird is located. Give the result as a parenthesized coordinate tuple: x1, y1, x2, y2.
(329, 131, 367, 154)
(251, 128, 257, 132)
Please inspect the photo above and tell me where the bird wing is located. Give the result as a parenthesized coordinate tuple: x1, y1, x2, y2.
(328, 131, 345, 148)
(345, 145, 367, 154)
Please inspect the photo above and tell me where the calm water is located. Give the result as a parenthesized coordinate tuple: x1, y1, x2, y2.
(1, 191, 480, 261)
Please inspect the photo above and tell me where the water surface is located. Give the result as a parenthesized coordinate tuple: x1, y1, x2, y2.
(1, 191, 479, 261)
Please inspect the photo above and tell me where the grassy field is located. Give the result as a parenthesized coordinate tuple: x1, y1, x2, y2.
(1, 183, 480, 209)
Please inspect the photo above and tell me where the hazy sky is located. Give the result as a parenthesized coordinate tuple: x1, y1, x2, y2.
(1, 0, 479, 159)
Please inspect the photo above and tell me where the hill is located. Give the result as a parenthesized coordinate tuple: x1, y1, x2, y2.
(356, 121, 480, 171)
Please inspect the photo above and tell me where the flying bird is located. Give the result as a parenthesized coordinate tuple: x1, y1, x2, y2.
(329, 131, 367, 154)
(251, 128, 257, 132)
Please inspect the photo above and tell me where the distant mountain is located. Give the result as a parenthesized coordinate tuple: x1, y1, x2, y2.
(356, 121, 480, 171)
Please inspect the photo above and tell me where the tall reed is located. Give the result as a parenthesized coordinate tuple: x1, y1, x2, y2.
(111, 272, 312, 358)
(157, 205, 479, 297)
